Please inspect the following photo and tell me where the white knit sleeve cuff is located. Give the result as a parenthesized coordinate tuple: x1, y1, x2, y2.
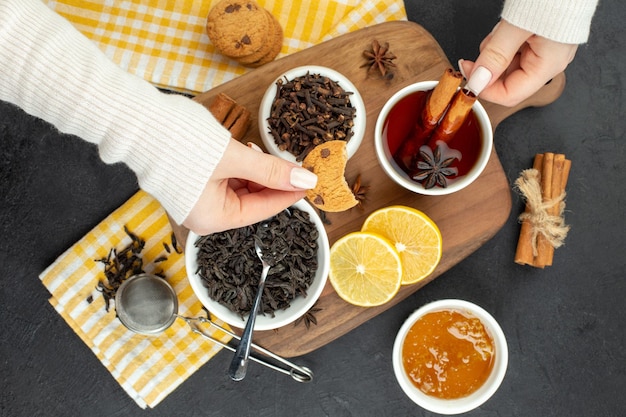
(502, 0, 598, 44)
(97, 93, 232, 226)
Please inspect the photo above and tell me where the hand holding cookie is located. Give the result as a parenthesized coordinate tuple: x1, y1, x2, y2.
(184, 139, 318, 235)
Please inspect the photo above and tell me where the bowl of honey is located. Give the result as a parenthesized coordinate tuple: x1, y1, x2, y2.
(374, 80, 493, 195)
(392, 299, 508, 414)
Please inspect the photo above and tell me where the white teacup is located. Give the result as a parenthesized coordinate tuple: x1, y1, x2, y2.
(375, 81, 493, 195)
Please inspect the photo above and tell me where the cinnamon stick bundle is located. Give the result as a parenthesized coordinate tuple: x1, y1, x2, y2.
(208, 92, 251, 140)
(514, 152, 571, 268)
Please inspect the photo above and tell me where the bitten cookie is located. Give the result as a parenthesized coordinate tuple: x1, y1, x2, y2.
(302, 141, 358, 212)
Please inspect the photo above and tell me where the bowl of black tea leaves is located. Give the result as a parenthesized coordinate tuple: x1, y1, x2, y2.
(185, 200, 330, 331)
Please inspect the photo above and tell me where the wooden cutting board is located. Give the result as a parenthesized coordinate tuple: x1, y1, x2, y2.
(189, 21, 565, 357)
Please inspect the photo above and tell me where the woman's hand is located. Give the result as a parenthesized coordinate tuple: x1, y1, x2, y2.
(459, 19, 578, 107)
(183, 140, 317, 235)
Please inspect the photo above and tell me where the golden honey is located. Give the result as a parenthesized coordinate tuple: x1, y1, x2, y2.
(401, 309, 495, 399)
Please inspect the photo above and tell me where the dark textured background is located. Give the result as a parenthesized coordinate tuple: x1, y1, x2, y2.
(1, 1, 624, 416)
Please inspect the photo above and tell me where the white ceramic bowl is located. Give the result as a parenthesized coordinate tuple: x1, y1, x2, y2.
(258, 65, 366, 164)
(375, 81, 493, 195)
(393, 299, 508, 415)
(185, 200, 330, 331)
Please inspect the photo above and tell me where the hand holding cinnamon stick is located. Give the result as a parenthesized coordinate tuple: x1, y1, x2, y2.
(425, 66, 493, 147)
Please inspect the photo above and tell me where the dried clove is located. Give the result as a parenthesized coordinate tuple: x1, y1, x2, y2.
(94, 226, 177, 313)
(95, 225, 146, 312)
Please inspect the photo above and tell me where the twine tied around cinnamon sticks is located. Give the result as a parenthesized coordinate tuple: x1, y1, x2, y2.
(514, 153, 571, 268)
(516, 169, 568, 252)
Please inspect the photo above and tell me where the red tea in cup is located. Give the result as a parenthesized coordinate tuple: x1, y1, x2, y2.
(383, 89, 482, 185)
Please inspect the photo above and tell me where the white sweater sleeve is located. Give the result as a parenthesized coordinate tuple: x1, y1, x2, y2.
(502, 0, 599, 44)
(0, 0, 232, 225)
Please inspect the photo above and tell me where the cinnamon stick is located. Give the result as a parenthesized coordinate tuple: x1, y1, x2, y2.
(534, 154, 570, 267)
(427, 88, 477, 147)
(393, 68, 461, 169)
(533, 152, 555, 267)
(514, 153, 544, 265)
(423, 68, 463, 130)
(208, 92, 251, 140)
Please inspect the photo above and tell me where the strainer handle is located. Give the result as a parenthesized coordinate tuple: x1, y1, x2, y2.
(180, 315, 313, 383)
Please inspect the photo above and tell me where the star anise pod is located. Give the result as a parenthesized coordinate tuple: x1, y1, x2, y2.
(361, 39, 397, 77)
(351, 173, 370, 210)
(412, 145, 458, 189)
(294, 304, 322, 330)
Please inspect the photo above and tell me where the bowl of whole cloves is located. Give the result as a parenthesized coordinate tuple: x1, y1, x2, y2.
(258, 65, 366, 164)
(185, 200, 330, 331)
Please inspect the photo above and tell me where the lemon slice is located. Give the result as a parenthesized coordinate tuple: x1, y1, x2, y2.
(362, 206, 442, 285)
(329, 232, 402, 307)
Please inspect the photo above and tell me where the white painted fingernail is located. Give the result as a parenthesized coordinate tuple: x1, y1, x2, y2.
(247, 142, 263, 152)
(290, 167, 317, 189)
(458, 59, 467, 79)
(465, 66, 493, 96)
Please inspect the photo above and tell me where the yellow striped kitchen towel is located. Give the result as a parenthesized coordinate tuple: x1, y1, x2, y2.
(39, 190, 232, 409)
(42, 0, 407, 94)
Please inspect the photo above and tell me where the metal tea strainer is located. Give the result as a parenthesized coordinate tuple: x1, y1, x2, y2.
(115, 273, 313, 383)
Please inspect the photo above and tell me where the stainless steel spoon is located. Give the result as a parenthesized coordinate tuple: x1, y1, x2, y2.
(228, 241, 272, 381)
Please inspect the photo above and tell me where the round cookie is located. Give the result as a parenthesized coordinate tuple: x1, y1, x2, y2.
(206, 0, 270, 59)
(237, 10, 283, 66)
(302, 141, 358, 213)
